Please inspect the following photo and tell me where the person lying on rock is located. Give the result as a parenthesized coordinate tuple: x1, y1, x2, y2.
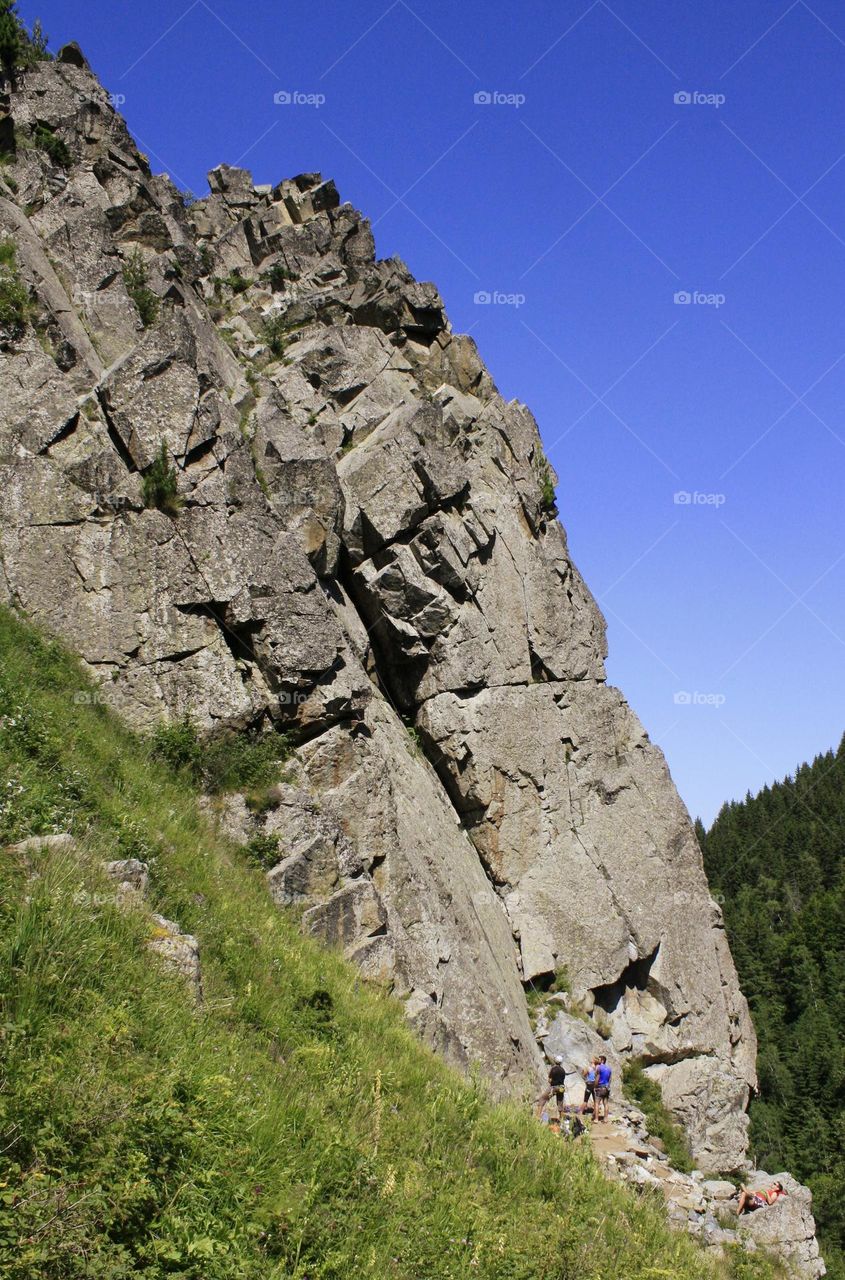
(594, 1055, 612, 1122)
(737, 1181, 787, 1215)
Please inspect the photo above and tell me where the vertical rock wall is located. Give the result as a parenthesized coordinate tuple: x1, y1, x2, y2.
(0, 48, 754, 1167)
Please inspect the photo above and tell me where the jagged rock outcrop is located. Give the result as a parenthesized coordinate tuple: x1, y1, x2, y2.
(0, 51, 756, 1166)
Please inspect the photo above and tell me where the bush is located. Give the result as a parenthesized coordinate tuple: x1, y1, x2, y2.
(245, 831, 281, 869)
(148, 716, 291, 795)
(263, 261, 292, 291)
(536, 451, 556, 512)
(261, 312, 300, 358)
(141, 442, 181, 516)
(622, 1057, 695, 1174)
(223, 269, 252, 294)
(0, 238, 30, 339)
(123, 247, 159, 328)
(524, 966, 571, 1025)
(197, 244, 214, 276)
(31, 122, 70, 168)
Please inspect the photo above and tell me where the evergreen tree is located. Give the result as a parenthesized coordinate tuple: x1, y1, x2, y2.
(701, 735, 845, 1278)
(0, 3, 49, 79)
(0, 0, 23, 77)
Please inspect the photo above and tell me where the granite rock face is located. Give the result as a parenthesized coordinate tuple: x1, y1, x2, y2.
(737, 1174, 826, 1279)
(0, 54, 756, 1161)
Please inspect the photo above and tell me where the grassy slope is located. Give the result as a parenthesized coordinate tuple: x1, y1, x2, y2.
(0, 607, 783, 1280)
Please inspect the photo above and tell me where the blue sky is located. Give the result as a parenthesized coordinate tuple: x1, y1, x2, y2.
(25, 0, 845, 824)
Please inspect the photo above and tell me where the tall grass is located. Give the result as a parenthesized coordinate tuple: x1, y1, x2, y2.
(0, 607, 784, 1279)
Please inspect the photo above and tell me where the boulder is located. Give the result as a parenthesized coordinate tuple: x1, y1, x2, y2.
(101, 857, 149, 898)
(57, 42, 89, 68)
(147, 913, 202, 1000)
(737, 1174, 826, 1279)
(703, 1179, 738, 1201)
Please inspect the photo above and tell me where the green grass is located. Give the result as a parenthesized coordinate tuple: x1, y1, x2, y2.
(0, 237, 31, 337)
(622, 1058, 695, 1175)
(0, 606, 786, 1279)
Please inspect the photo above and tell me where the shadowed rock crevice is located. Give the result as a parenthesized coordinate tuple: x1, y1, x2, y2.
(175, 600, 261, 667)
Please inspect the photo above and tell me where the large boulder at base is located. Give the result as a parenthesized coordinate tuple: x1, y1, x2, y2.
(737, 1173, 825, 1279)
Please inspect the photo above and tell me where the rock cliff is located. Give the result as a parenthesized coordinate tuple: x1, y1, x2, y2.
(0, 48, 755, 1171)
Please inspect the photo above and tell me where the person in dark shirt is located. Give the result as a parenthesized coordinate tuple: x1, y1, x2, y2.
(549, 1056, 568, 1112)
(594, 1056, 612, 1122)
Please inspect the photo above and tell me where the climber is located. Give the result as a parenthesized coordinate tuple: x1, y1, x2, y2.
(535, 1056, 570, 1119)
(548, 1055, 569, 1114)
(582, 1056, 599, 1113)
(737, 1181, 787, 1215)
(594, 1055, 612, 1122)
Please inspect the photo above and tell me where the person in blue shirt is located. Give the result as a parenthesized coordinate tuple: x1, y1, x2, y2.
(582, 1056, 599, 1114)
(594, 1056, 612, 1122)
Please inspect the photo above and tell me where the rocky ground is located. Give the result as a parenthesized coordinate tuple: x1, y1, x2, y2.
(587, 1108, 825, 1279)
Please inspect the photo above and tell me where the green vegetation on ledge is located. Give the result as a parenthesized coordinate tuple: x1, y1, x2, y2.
(622, 1058, 695, 1175)
(0, 237, 31, 338)
(123, 248, 160, 329)
(0, 607, 784, 1279)
(141, 442, 182, 516)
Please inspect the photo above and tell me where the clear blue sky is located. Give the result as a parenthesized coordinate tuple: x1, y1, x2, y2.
(26, 0, 845, 824)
